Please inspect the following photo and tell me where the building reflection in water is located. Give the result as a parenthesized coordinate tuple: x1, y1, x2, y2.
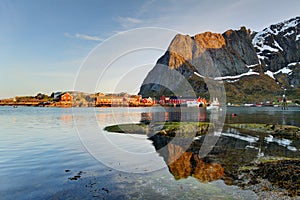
(141, 107, 207, 124)
(60, 114, 73, 125)
(97, 112, 141, 125)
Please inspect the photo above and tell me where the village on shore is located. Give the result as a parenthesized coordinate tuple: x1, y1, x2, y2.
(0, 92, 157, 108)
(0, 91, 298, 108)
(0, 92, 208, 108)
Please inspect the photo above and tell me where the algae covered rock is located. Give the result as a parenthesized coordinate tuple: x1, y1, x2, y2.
(228, 123, 300, 139)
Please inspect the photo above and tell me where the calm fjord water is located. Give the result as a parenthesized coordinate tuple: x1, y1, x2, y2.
(0, 106, 299, 199)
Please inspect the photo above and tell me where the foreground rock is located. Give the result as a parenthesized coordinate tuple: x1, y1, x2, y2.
(104, 123, 149, 134)
(228, 123, 300, 139)
(105, 122, 300, 139)
(237, 158, 300, 197)
(104, 122, 211, 138)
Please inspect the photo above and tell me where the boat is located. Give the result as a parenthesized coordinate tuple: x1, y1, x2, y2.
(207, 104, 219, 110)
(186, 100, 200, 107)
(207, 98, 220, 110)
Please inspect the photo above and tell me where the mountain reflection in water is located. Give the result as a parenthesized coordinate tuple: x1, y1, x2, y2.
(140, 107, 299, 186)
(150, 135, 224, 182)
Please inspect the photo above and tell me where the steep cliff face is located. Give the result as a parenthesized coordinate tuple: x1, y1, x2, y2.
(139, 17, 300, 102)
(140, 28, 258, 98)
(158, 28, 260, 77)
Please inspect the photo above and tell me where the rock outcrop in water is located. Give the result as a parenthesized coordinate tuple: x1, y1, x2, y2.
(139, 17, 300, 103)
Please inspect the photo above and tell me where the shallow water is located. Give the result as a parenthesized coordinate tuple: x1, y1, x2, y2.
(0, 106, 299, 199)
(225, 106, 300, 127)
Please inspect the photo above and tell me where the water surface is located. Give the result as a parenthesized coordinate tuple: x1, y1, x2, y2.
(0, 106, 299, 199)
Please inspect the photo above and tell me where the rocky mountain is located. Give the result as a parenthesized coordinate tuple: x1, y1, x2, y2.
(252, 17, 300, 88)
(139, 17, 300, 103)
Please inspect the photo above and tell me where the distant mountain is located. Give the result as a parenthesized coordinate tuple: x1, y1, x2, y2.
(252, 17, 300, 88)
(139, 17, 300, 103)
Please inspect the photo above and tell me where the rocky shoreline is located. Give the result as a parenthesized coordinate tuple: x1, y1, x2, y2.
(237, 158, 300, 198)
(228, 123, 300, 139)
(104, 122, 300, 139)
(104, 122, 300, 198)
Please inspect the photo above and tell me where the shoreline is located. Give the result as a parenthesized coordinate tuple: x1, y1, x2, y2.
(104, 122, 300, 198)
(1, 103, 299, 108)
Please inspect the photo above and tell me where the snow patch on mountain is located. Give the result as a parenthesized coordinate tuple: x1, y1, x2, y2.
(265, 70, 275, 79)
(246, 63, 260, 68)
(252, 17, 300, 59)
(288, 62, 300, 66)
(214, 71, 259, 81)
(271, 17, 299, 34)
(273, 40, 283, 51)
(277, 67, 293, 75)
(252, 31, 280, 54)
(264, 65, 294, 79)
(194, 70, 259, 82)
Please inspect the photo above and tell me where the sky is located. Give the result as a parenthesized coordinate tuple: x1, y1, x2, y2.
(0, 0, 299, 98)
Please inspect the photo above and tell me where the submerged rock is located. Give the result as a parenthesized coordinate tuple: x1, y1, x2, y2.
(104, 122, 212, 138)
(105, 122, 300, 139)
(238, 158, 300, 197)
(228, 123, 300, 139)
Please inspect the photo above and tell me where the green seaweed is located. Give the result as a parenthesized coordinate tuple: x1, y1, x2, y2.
(104, 122, 213, 137)
(104, 123, 148, 134)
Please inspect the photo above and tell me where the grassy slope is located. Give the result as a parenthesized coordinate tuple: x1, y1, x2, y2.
(224, 74, 283, 103)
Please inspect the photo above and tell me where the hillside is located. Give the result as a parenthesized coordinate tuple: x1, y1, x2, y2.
(139, 17, 300, 104)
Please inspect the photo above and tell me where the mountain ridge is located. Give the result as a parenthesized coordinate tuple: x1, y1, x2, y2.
(139, 16, 300, 103)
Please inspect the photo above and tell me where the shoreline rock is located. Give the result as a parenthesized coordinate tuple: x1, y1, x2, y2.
(104, 122, 300, 198)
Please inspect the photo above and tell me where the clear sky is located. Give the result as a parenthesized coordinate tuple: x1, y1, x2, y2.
(0, 0, 299, 98)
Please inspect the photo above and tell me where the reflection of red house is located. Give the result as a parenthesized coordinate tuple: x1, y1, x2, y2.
(60, 93, 73, 102)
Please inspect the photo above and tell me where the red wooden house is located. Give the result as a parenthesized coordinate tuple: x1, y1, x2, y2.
(60, 92, 73, 102)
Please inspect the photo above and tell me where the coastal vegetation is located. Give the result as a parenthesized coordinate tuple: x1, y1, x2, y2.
(104, 122, 212, 137)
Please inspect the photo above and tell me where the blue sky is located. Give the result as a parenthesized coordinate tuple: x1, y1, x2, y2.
(0, 0, 299, 98)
